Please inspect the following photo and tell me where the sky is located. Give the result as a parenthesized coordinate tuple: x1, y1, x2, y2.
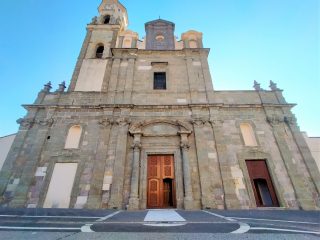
(0, 0, 319, 137)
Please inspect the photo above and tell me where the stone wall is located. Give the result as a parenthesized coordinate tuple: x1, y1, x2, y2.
(0, 101, 319, 210)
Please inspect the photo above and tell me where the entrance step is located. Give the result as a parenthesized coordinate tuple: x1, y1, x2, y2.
(144, 210, 186, 222)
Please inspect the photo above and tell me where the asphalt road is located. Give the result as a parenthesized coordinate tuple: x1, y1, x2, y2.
(0, 208, 319, 239)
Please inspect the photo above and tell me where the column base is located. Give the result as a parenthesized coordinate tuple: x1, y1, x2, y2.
(107, 199, 122, 210)
(9, 198, 27, 208)
(128, 197, 140, 210)
(201, 196, 217, 209)
(86, 195, 102, 209)
(184, 197, 194, 210)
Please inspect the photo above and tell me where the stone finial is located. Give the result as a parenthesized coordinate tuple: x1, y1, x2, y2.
(57, 81, 66, 93)
(253, 80, 262, 91)
(269, 80, 280, 91)
(42, 81, 52, 93)
(91, 16, 98, 24)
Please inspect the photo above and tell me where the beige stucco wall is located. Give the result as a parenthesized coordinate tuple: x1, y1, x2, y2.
(0, 134, 16, 171)
(303, 132, 320, 171)
(75, 59, 108, 92)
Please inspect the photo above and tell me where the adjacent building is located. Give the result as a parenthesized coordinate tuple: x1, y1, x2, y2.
(0, 134, 16, 171)
(303, 132, 320, 171)
(0, 0, 319, 210)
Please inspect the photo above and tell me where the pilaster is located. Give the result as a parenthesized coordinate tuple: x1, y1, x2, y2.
(191, 118, 216, 209)
(87, 117, 114, 209)
(208, 117, 241, 209)
(108, 117, 130, 209)
(123, 58, 136, 104)
(107, 58, 121, 104)
(8, 118, 54, 207)
(267, 115, 319, 210)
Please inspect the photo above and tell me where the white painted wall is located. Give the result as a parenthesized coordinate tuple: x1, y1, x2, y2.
(75, 59, 108, 92)
(43, 163, 78, 208)
(303, 132, 320, 171)
(0, 134, 16, 170)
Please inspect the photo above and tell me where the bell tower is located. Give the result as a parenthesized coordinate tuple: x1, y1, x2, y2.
(68, 0, 128, 92)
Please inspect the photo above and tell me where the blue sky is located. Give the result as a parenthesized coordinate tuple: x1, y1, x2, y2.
(0, 0, 319, 136)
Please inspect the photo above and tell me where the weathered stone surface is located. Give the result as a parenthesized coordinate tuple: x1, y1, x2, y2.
(0, 0, 319, 211)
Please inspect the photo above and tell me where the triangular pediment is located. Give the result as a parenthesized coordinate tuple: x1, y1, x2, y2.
(145, 19, 175, 27)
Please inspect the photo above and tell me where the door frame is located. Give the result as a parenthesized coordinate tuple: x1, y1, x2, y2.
(146, 155, 177, 209)
(245, 159, 280, 207)
(139, 147, 184, 209)
(237, 150, 286, 208)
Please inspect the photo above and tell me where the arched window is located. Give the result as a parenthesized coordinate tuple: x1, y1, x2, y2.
(104, 15, 111, 24)
(189, 40, 198, 48)
(64, 125, 82, 149)
(123, 39, 131, 48)
(240, 123, 258, 146)
(96, 45, 104, 58)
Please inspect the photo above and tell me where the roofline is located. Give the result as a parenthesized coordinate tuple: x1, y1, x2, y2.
(0, 133, 17, 139)
(145, 19, 175, 27)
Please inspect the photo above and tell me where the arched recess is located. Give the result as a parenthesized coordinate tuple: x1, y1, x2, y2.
(240, 123, 258, 146)
(95, 44, 104, 58)
(189, 40, 198, 48)
(104, 15, 111, 24)
(129, 119, 192, 136)
(123, 39, 132, 48)
(64, 125, 82, 149)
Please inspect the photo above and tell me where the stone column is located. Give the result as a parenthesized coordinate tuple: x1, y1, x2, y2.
(128, 132, 141, 210)
(179, 132, 194, 210)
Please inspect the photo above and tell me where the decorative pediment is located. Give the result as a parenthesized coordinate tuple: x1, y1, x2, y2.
(145, 19, 175, 28)
(129, 119, 192, 137)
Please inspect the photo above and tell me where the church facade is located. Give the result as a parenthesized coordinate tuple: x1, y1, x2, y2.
(0, 0, 319, 210)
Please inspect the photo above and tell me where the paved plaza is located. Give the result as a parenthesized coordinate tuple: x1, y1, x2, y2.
(0, 208, 318, 239)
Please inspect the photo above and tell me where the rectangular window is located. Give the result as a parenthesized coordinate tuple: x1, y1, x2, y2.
(154, 72, 166, 90)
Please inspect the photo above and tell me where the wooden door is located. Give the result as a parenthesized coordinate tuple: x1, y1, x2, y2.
(147, 155, 176, 208)
(246, 160, 279, 207)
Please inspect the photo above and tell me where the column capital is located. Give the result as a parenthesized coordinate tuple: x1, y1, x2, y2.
(180, 142, 190, 150)
(266, 115, 285, 126)
(131, 142, 142, 150)
(116, 117, 131, 126)
(99, 117, 114, 127)
(190, 118, 208, 127)
(209, 119, 224, 126)
(35, 118, 54, 127)
(16, 118, 34, 129)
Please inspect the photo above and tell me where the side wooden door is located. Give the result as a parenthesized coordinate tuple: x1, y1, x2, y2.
(246, 160, 279, 207)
